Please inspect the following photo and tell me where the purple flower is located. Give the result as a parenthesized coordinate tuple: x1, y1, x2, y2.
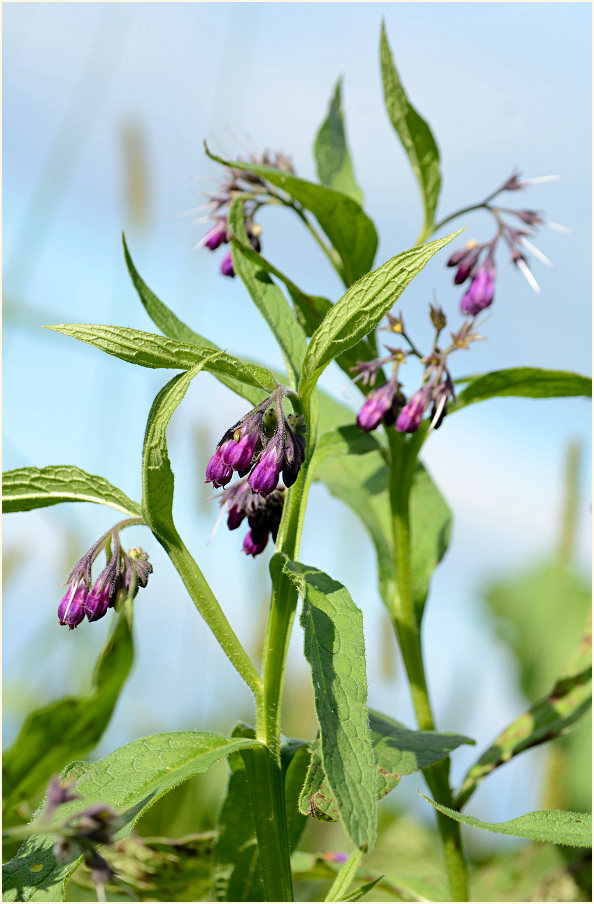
(85, 566, 116, 622)
(221, 426, 259, 473)
(58, 580, 88, 630)
(460, 261, 496, 316)
(202, 219, 227, 250)
(249, 436, 284, 496)
(282, 419, 306, 487)
(243, 528, 270, 557)
(220, 251, 235, 278)
(396, 384, 432, 433)
(357, 380, 401, 432)
(205, 443, 234, 488)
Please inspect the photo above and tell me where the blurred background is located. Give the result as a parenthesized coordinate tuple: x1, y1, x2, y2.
(3, 1, 591, 891)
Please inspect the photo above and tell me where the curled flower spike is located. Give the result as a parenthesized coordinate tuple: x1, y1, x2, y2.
(218, 479, 285, 557)
(206, 387, 306, 498)
(57, 522, 152, 630)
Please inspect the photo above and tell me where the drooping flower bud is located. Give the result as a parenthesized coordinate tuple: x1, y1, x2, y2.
(85, 537, 120, 622)
(202, 219, 228, 250)
(221, 423, 260, 474)
(243, 529, 269, 558)
(249, 433, 285, 496)
(453, 247, 481, 284)
(282, 415, 307, 487)
(220, 250, 235, 278)
(460, 261, 496, 316)
(357, 379, 402, 432)
(205, 443, 234, 488)
(218, 479, 285, 557)
(395, 384, 433, 433)
(58, 580, 88, 630)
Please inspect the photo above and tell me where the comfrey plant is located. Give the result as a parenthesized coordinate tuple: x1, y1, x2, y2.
(3, 23, 591, 904)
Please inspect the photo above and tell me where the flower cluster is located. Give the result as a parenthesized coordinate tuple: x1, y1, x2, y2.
(198, 149, 295, 277)
(354, 307, 483, 436)
(218, 479, 285, 557)
(206, 387, 306, 557)
(43, 777, 123, 890)
(58, 523, 152, 630)
(205, 387, 306, 497)
(446, 170, 562, 312)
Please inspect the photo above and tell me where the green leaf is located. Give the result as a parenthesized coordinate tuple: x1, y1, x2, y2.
(205, 145, 378, 286)
(324, 850, 361, 902)
(2, 466, 140, 517)
(300, 709, 473, 821)
(122, 234, 266, 406)
(3, 614, 134, 818)
(299, 230, 461, 398)
(339, 876, 383, 902)
(314, 449, 451, 622)
(212, 726, 264, 903)
(380, 22, 441, 242)
(455, 367, 592, 409)
(2, 733, 263, 902)
(314, 424, 384, 465)
(228, 198, 307, 389)
(47, 324, 276, 393)
(141, 360, 220, 543)
(314, 79, 364, 206)
(282, 557, 377, 851)
(420, 794, 592, 847)
(456, 614, 592, 810)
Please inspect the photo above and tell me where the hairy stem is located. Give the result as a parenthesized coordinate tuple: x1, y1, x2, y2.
(387, 429, 469, 901)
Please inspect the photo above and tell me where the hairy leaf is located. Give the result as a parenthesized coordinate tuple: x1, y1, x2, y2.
(205, 146, 378, 286)
(299, 230, 461, 398)
(380, 22, 441, 241)
(456, 614, 592, 809)
(282, 558, 377, 851)
(122, 234, 266, 405)
(3, 614, 133, 818)
(314, 79, 364, 205)
(455, 367, 592, 409)
(2, 466, 140, 517)
(2, 733, 263, 902)
(229, 198, 307, 389)
(420, 794, 592, 847)
(300, 709, 473, 820)
(339, 877, 383, 902)
(48, 324, 276, 393)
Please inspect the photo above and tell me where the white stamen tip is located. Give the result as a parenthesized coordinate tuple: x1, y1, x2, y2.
(547, 221, 573, 234)
(522, 174, 561, 185)
(519, 238, 553, 267)
(516, 258, 541, 295)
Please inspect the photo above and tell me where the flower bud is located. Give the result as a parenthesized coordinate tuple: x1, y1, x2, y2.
(243, 528, 270, 557)
(395, 384, 432, 433)
(220, 250, 235, 277)
(460, 261, 496, 316)
(58, 581, 88, 630)
(205, 444, 234, 488)
(429, 304, 447, 331)
(357, 380, 401, 432)
(249, 435, 284, 496)
(202, 219, 227, 250)
(221, 425, 259, 473)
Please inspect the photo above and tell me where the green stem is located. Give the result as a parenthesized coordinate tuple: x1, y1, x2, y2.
(250, 395, 318, 901)
(162, 533, 263, 704)
(386, 430, 469, 902)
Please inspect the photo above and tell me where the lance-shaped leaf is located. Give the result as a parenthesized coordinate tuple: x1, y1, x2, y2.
(420, 794, 592, 848)
(2, 733, 264, 902)
(205, 145, 378, 286)
(380, 22, 441, 242)
(228, 198, 307, 389)
(299, 230, 461, 399)
(3, 613, 134, 818)
(300, 709, 473, 821)
(455, 614, 592, 809)
(2, 465, 140, 517)
(454, 367, 592, 409)
(47, 324, 276, 393)
(122, 234, 266, 406)
(282, 557, 377, 851)
(314, 79, 364, 206)
(314, 449, 451, 623)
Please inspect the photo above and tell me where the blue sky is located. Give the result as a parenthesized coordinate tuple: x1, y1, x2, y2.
(3, 2, 591, 830)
